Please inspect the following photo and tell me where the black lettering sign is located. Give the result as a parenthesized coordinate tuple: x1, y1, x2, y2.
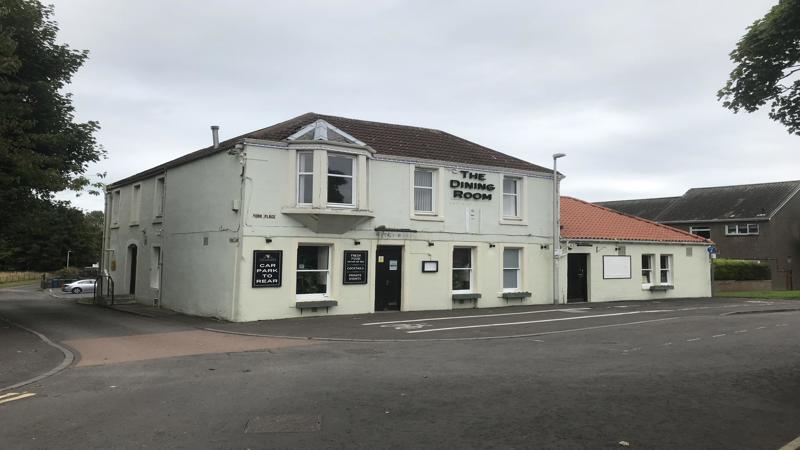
(450, 171, 495, 201)
(343, 250, 368, 285)
(252, 250, 282, 288)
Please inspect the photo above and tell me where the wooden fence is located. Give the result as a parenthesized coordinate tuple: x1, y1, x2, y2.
(0, 271, 42, 283)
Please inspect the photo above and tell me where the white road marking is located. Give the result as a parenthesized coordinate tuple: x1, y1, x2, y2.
(776, 323, 788, 327)
(687, 338, 701, 342)
(663, 342, 673, 346)
(712, 334, 726, 338)
(755, 326, 766, 330)
(0, 392, 35, 405)
(778, 434, 800, 450)
(362, 308, 590, 326)
(406, 310, 670, 334)
(379, 323, 429, 330)
(734, 330, 748, 334)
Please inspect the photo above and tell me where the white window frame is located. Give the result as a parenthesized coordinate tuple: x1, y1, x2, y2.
(452, 247, 474, 293)
(296, 245, 332, 300)
(689, 226, 711, 238)
(111, 190, 121, 226)
(502, 177, 521, 218)
(153, 177, 165, 221)
(326, 154, 356, 208)
(725, 223, 759, 236)
(413, 168, 436, 214)
(659, 254, 673, 285)
(641, 254, 654, 287)
(131, 184, 141, 225)
(297, 151, 314, 206)
(502, 248, 521, 292)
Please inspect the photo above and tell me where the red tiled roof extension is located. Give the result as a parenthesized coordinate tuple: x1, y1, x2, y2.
(561, 196, 710, 243)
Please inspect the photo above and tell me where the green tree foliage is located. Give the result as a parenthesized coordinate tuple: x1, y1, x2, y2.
(0, 200, 103, 271)
(718, 0, 800, 134)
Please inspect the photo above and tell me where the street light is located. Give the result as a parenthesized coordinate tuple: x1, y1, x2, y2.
(552, 153, 566, 305)
(66, 250, 72, 269)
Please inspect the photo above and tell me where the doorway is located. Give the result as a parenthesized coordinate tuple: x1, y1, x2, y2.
(567, 253, 588, 303)
(127, 244, 138, 295)
(375, 246, 402, 311)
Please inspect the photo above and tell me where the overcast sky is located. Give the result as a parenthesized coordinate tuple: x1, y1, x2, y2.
(51, 0, 798, 212)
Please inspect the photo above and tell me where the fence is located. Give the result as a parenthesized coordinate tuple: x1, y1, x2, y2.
(0, 271, 42, 283)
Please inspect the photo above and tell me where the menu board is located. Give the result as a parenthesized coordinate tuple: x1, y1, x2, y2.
(252, 250, 282, 288)
(343, 250, 368, 285)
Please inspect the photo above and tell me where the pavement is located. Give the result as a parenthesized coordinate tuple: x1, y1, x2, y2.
(1, 285, 799, 449)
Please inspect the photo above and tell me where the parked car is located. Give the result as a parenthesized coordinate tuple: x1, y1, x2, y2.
(62, 279, 97, 294)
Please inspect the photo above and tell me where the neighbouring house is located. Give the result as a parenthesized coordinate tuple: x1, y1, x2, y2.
(598, 181, 800, 290)
(559, 197, 712, 303)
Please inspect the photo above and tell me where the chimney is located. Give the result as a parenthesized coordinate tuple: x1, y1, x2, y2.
(211, 125, 220, 149)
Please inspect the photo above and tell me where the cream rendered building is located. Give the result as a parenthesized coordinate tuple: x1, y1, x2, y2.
(102, 113, 561, 321)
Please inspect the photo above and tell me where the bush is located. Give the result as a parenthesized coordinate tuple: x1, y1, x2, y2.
(714, 259, 771, 281)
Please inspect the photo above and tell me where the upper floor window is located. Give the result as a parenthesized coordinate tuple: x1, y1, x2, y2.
(660, 255, 673, 285)
(452, 247, 473, 292)
(641, 254, 654, 285)
(689, 226, 710, 238)
(503, 177, 520, 218)
(131, 184, 141, 224)
(725, 223, 759, 236)
(503, 248, 521, 291)
(414, 168, 435, 213)
(111, 190, 121, 226)
(297, 152, 314, 205)
(327, 154, 355, 206)
(154, 177, 165, 219)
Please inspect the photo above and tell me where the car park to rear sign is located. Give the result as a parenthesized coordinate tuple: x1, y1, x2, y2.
(253, 250, 282, 288)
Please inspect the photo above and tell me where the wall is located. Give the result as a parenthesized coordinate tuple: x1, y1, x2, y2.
(713, 280, 772, 292)
(562, 242, 712, 302)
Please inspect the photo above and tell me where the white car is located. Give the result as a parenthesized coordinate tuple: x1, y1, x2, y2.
(62, 279, 97, 294)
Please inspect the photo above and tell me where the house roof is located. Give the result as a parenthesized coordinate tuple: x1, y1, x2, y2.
(595, 197, 680, 221)
(561, 196, 710, 244)
(597, 180, 800, 223)
(109, 112, 550, 188)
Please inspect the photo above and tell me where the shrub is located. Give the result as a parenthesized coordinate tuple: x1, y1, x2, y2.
(713, 259, 771, 281)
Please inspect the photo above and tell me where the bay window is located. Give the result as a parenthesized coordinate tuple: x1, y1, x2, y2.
(297, 152, 314, 205)
(327, 154, 355, 206)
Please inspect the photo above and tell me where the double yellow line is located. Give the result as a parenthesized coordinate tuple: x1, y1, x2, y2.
(0, 391, 36, 405)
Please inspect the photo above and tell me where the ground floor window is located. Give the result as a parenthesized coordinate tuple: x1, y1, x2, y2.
(296, 245, 330, 297)
(660, 255, 673, 285)
(452, 247, 473, 292)
(641, 254, 654, 285)
(503, 248, 521, 291)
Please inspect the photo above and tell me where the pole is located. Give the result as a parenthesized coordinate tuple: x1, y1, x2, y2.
(552, 153, 565, 305)
(66, 250, 71, 269)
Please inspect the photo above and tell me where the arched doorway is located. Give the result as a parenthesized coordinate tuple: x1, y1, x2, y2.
(127, 244, 138, 295)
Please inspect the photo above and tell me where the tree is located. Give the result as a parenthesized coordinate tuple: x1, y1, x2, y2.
(0, 0, 104, 227)
(718, 0, 800, 135)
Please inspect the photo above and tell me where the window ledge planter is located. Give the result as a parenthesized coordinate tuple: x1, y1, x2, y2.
(295, 300, 338, 314)
(501, 291, 532, 300)
(649, 285, 674, 292)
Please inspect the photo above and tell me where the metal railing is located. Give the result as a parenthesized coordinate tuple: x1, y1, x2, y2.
(94, 275, 115, 305)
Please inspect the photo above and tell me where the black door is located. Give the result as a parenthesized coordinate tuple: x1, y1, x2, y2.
(375, 246, 402, 311)
(128, 244, 138, 295)
(567, 253, 588, 303)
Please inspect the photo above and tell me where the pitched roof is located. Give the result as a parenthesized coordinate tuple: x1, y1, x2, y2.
(561, 196, 710, 244)
(595, 197, 680, 221)
(597, 180, 800, 223)
(657, 181, 800, 222)
(109, 113, 550, 188)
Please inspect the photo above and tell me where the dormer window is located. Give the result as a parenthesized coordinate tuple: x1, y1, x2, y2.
(327, 154, 355, 207)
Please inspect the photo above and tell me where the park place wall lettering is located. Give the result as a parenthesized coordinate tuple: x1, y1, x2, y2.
(450, 171, 495, 200)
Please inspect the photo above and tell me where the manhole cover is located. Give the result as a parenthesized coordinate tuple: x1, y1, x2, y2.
(245, 415, 322, 433)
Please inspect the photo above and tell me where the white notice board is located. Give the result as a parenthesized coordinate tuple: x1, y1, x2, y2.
(603, 255, 631, 279)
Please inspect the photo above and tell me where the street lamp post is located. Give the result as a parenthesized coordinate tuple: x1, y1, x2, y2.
(552, 153, 566, 305)
(66, 250, 72, 270)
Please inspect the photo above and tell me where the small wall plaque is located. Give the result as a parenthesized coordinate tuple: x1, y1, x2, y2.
(422, 261, 439, 273)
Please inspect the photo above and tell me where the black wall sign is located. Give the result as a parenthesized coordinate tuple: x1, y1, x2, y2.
(252, 250, 282, 288)
(450, 170, 495, 200)
(343, 250, 368, 285)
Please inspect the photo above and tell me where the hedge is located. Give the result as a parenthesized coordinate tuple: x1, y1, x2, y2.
(713, 259, 771, 281)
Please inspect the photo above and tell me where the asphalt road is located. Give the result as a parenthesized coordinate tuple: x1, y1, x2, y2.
(1, 286, 799, 449)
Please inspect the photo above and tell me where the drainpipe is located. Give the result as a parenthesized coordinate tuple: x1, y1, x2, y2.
(552, 153, 566, 305)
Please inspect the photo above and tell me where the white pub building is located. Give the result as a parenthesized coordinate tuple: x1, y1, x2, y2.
(102, 113, 711, 321)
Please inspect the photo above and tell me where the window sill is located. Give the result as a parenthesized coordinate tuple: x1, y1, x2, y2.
(129, 222, 139, 227)
(295, 300, 338, 308)
(110, 224, 120, 230)
(500, 291, 531, 299)
(152, 219, 163, 225)
(648, 285, 674, 292)
(500, 217, 528, 226)
(452, 293, 481, 301)
(411, 214, 444, 222)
